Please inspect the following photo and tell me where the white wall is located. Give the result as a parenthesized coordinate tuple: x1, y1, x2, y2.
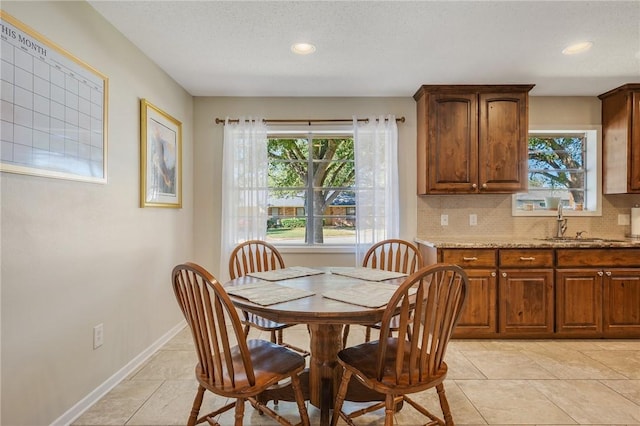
(1, 2, 193, 425)
(192, 97, 418, 274)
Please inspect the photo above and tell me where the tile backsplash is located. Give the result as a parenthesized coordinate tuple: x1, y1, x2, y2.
(416, 193, 639, 240)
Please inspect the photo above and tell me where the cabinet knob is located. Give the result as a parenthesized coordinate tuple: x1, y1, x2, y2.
(481, 183, 488, 189)
(491, 272, 496, 277)
(605, 271, 612, 276)
(502, 272, 507, 277)
(597, 271, 604, 276)
(471, 183, 478, 189)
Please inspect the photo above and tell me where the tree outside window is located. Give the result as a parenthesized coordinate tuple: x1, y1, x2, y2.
(266, 135, 356, 244)
(514, 129, 600, 215)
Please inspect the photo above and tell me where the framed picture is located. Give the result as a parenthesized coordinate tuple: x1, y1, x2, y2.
(140, 99, 182, 208)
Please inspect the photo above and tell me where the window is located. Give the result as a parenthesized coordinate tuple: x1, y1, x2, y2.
(266, 132, 356, 245)
(513, 127, 601, 216)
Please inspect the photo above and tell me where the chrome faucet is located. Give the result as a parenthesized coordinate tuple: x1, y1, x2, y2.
(556, 204, 568, 238)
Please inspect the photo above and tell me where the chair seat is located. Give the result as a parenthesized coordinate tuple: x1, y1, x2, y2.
(338, 338, 448, 394)
(197, 339, 306, 396)
(243, 312, 292, 331)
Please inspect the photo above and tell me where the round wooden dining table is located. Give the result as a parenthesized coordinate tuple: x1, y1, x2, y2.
(224, 267, 406, 426)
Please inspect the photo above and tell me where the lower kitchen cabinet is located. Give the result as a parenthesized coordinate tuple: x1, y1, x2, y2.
(556, 248, 640, 338)
(454, 269, 497, 337)
(604, 269, 640, 336)
(498, 249, 555, 336)
(440, 248, 498, 337)
(499, 269, 554, 336)
(556, 269, 603, 336)
(423, 244, 640, 338)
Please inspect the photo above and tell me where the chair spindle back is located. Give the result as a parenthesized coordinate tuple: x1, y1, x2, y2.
(229, 240, 285, 279)
(363, 239, 424, 274)
(172, 262, 255, 388)
(376, 264, 467, 384)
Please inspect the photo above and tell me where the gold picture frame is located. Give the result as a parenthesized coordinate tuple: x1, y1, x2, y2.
(140, 99, 182, 208)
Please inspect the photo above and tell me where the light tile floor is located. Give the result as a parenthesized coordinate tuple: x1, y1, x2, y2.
(73, 324, 640, 426)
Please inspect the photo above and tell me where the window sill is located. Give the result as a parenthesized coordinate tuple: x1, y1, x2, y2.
(512, 208, 602, 217)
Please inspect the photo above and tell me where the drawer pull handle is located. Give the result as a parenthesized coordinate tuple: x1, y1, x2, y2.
(519, 257, 536, 261)
(462, 257, 478, 261)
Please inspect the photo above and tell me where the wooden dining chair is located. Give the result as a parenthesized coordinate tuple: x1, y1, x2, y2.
(172, 262, 310, 426)
(331, 263, 468, 426)
(342, 239, 424, 346)
(229, 240, 309, 356)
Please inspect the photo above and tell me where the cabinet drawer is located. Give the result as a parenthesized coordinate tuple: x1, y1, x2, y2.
(556, 248, 640, 268)
(499, 249, 554, 268)
(441, 249, 496, 268)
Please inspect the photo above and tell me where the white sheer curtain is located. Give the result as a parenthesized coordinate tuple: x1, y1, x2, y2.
(219, 117, 269, 281)
(353, 115, 400, 264)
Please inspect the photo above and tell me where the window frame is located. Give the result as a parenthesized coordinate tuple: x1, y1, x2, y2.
(512, 125, 602, 217)
(266, 126, 357, 249)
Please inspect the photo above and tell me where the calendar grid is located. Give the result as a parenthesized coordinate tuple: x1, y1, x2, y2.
(0, 11, 108, 183)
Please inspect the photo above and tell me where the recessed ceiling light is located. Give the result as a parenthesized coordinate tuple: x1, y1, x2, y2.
(291, 42, 316, 55)
(562, 41, 593, 55)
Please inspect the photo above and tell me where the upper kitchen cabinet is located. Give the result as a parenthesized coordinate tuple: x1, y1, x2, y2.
(414, 85, 534, 194)
(598, 83, 640, 194)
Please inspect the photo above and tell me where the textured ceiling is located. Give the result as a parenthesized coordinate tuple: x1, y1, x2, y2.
(88, 1, 640, 97)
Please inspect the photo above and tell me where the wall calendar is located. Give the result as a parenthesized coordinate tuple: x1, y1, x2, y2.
(0, 11, 108, 183)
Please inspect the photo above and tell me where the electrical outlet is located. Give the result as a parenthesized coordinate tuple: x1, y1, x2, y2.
(469, 214, 477, 226)
(440, 214, 448, 226)
(618, 214, 631, 225)
(93, 323, 104, 349)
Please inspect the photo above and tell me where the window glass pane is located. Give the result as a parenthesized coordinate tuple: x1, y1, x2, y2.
(268, 137, 308, 189)
(515, 132, 589, 212)
(267, 190, 306, 243)
(266, 134, 355, 245)
(312, 189, 356, 244)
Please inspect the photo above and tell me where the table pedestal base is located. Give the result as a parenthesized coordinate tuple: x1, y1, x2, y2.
(257, 324, 386, 425)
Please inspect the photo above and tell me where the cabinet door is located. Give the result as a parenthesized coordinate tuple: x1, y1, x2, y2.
(453, 269, 497, 337)
(631, 91, 640, 191)
(555, 269, 603, 336)
(427, 93, 478, 193)
(499, 269, 554, 336)
(603, 269, 640, 336)
(600, 85, 640, 194)
(478, 92, 528, 192)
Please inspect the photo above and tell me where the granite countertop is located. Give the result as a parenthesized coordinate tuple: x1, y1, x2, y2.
(415, 236, 640, 249)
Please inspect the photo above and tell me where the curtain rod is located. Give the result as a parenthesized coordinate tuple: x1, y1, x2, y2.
(214, 117, 405, 125)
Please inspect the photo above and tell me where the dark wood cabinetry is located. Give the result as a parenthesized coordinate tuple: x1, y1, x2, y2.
(556, 248, 640, 337)
(499, 269, 554, 335)
(441, 249, 497, 337)
(598, 83, 640, 194)
(498, 249, 554, 336)
(414, 84, 534, 195)
(426, 244, 640, 338)
(556, 269, 603, 335)
(604, 269, 640, 335)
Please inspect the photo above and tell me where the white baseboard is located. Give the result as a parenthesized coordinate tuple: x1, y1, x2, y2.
(50, 321, 186, 426)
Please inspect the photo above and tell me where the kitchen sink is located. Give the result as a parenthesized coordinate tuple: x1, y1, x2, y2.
(537, 237, 625, 243)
